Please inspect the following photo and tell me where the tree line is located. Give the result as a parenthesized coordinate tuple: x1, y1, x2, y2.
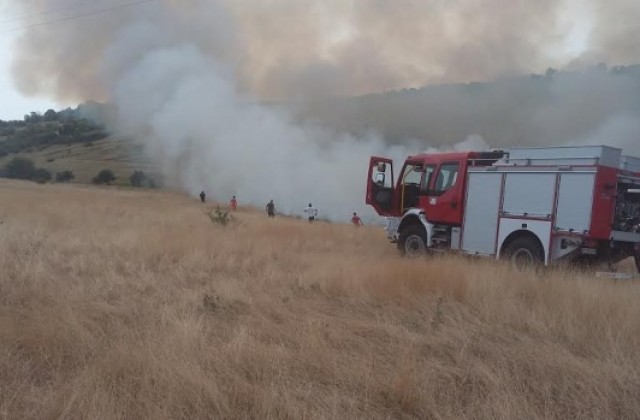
(0, 106, 110, 158)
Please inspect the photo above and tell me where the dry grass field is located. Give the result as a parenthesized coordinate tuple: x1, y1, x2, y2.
(1, 179, 640, 419)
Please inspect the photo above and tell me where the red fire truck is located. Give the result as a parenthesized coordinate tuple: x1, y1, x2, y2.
(366, 146, 640, 271)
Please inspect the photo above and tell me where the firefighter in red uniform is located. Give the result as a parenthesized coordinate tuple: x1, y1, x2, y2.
(351, 212, 363, 227)
(230, 195, 237, 211)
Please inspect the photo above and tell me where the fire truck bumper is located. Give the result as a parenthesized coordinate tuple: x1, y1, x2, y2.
(384, 217, 400, 243)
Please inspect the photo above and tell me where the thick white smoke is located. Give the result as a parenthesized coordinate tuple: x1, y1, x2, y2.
(110, 43, 417, 221)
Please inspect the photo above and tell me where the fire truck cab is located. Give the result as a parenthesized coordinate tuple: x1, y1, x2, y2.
(366, 146, 640, 271)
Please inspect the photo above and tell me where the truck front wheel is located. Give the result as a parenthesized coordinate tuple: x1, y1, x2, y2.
(502, 236, 544, 271)
(398, 225, 428, 257)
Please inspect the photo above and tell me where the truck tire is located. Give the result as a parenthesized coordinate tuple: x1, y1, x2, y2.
(502, 236, 544, 271)
(398, 225, 427, 257)
(635, 252, 640, 274)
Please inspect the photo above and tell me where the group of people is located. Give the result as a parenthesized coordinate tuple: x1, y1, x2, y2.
(267, 200, 363, 226)
(265, 199, 306, 220)
(200, 191, 238, 211)
(199, 191, 362, 226)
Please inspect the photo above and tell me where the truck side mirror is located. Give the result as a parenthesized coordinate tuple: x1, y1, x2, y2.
(375, 172, 385, 187)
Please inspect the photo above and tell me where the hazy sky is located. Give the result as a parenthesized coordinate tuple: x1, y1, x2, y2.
(0, 34, 61, 120)
(0, 0, 601, 121)
(0, 0, 60, 120)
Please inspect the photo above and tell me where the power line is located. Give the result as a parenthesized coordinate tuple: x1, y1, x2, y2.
(0, 0, 109, 26)
(1, 0, 159, 34)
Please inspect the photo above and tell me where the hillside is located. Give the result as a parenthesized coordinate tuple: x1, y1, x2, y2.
(0, 103, 159, 187)
(1, 180, 640, 419)
(0, 136, 157, 186)
(289, 64, 640, 149)
(0, 105, 110, 156)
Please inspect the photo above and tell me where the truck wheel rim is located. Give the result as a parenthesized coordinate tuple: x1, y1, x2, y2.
(512, 248, 534, 269)
(405, 235, 425, 255)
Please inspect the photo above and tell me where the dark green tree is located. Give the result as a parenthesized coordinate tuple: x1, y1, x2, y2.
(92, 169, 116, 185)
(3, 157, 37, 180)
(32, 168, 52, 184)
(43, 109, 58, 121)
(55, 170, 75, 183)
(129, 170, 147, 187)
(24, 112, 42, 124)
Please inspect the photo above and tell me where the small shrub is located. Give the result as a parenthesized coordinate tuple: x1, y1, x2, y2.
(206, 206, 234, 227)
(55, 170, 75, 183)
(32, 168, 52, 184)
(129, 170, 147, 187)
(92, 169, 116, 185)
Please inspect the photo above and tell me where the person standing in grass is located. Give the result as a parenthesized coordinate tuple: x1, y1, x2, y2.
(351, 212, 363, 227)
(199, 191, 206, 203)
(266, 199, 276, 218)
(304, 203, 318, 223)
(230, 195, 238, 211)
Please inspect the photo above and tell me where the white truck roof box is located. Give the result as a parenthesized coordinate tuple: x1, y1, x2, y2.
(621, 155, 640, 173)
(500, 146, 622, 168)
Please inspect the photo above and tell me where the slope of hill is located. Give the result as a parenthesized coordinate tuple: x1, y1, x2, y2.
(0, 136, 157, 186)
(0, 106, 109, 156)
(0, 103, 160, 186)
(1, 180, 639, 419)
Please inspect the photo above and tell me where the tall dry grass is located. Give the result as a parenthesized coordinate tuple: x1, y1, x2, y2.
(1, 179, 640, 419)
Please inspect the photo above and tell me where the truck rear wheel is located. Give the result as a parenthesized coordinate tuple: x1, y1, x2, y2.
(635, 252, 640, 274)
(502, 236, 544, 271)
(398, 225, 427, 257)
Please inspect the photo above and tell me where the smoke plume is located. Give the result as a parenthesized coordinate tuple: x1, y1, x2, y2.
(291, 67, 640, 155)
(5, 0, 640, 220)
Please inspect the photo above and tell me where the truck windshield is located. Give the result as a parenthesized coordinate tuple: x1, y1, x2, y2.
(421, 165, 436, 193)
(432, 162, 460, 196)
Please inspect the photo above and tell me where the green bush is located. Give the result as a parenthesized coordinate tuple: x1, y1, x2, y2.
(32, 168, 52, 184)
(92, 169, 116, 185)
(3, 157, 36, 180)
(129, 170, 147, 187)
(55, 170, 75, 183)
(206, 206, 234, 228)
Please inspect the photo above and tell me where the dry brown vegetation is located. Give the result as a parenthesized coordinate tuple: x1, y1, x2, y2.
(1, 179, 640, 419)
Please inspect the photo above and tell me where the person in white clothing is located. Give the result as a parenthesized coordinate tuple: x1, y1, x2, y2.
(304, 203, 318, 223)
